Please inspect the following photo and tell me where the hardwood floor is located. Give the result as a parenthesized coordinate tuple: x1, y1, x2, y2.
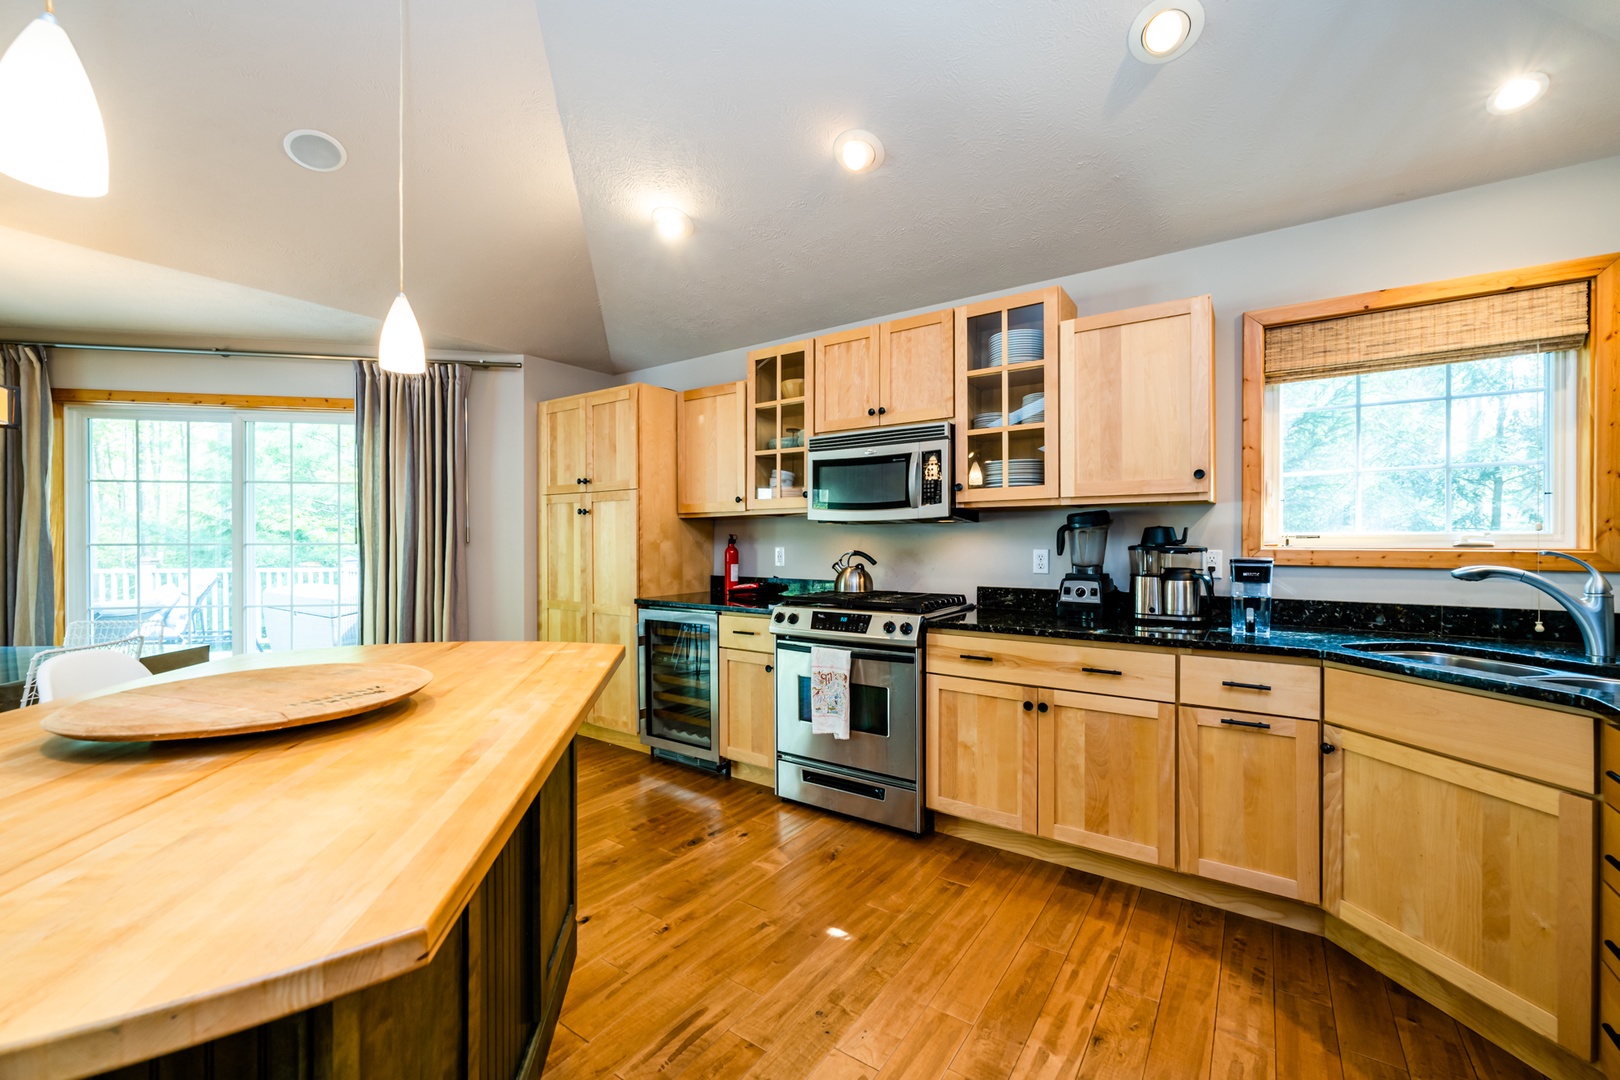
(545, 738, 1547, 1080)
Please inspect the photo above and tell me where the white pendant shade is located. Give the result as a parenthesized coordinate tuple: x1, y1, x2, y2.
(0, 13, 107, 197)
(378, 292, 426, 374)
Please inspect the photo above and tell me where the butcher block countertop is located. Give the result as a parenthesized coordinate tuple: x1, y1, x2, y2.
(0, 640, 622, 1080)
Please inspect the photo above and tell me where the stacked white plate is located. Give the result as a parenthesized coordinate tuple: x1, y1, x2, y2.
(1009, 392, 1045, 425)
(971, 411, 1002, 428)
(988, 328, 1044, 365)
(1007, 458, 1045, 486)
(980, 461, 1003, 486)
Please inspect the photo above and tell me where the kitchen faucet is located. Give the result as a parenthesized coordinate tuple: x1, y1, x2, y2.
(1451, 551, 1615, 664)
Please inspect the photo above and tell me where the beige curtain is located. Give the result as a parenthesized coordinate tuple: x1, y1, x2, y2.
(354, 361, 469, 644)
(0, 344, 54, 646)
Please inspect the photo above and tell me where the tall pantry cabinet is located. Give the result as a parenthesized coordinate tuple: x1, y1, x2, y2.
(539, 385, 712, 740)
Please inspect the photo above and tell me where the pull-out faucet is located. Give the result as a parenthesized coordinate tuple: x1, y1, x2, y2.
(1451, 551, 1615, 664)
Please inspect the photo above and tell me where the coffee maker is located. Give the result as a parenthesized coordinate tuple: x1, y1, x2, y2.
(1055, 511, 1114, 615)
(1129, 526, 1214, 626)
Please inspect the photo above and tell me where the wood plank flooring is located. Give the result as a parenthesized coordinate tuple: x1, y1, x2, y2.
(545, 738, 1547, 1080)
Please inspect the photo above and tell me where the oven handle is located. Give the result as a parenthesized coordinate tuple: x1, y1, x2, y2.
(775, 640, 918, 665)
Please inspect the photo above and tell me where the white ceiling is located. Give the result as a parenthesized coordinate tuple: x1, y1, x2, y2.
(0, 0, 1616, 372)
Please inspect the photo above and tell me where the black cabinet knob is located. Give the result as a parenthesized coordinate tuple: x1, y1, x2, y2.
(1193, 469, 1206, 480)
(1322, 742, 1337, 754)
(582, 507, 591, 515)
(953, 483, 963, 492)
(1022, 700, 1034, 712)
(735, 495, 744, 503)
(878, 406, 886, 415)
(1037, 701, 1049, 713)
(765, 664, 773, 673)
(867, 408, 877, 416)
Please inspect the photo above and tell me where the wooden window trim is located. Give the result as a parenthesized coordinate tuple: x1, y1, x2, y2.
(48, 389, 355, 642)
(1241, 252, 1620, 570)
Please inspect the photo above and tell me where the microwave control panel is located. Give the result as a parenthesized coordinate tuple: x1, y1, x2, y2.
(921, 449, 943, 506)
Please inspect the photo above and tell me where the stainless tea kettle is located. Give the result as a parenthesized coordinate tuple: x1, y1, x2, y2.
(832, 550, 877, 593)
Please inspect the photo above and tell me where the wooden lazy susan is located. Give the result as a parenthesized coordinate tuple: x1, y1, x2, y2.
(40, 662, 434, 742)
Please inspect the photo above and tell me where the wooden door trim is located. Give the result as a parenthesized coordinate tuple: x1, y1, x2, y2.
(925, 674, 1037, 834)
(718, 648, 774, 769)
(1555, 790, 1596, 1056)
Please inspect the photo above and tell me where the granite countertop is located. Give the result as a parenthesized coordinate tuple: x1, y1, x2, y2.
(637, 577, 835, 615)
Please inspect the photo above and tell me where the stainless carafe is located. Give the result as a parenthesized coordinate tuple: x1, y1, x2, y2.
(1128, 527, 1212, 624)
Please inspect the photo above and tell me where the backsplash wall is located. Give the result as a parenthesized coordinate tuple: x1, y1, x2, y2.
(632, 154, 1620, 611)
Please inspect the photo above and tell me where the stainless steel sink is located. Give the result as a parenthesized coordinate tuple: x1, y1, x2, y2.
(1524, 673, 1620, 692)
(1340, 645, 1557, 679)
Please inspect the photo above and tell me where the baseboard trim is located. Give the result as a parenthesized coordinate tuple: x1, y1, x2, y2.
(934, 814, 1324, 934)
(729, 760, 774, 788)
(1325, 917, 1601, 1080)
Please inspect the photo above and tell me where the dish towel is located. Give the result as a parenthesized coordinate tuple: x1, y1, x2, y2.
(809, 645, 852, 740)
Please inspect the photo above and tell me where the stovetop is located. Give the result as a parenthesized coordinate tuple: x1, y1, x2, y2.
(780, 591, 971, 615)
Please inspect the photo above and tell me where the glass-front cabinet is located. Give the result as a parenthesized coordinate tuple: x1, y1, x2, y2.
(955, 286, 1075, 504)
(746, 339, 812, 512)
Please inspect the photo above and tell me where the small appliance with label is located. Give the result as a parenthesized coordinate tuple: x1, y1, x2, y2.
(1229, 557, 1274, 636)
(1055, 510, 1114, 614)
(1129, 526, 1214, 626)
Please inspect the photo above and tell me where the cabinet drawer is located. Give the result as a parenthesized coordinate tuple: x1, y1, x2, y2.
(1604, 884, 1620, 983)
(1603, 962, 1620, 1077)
(718, 614, 773, 653)
(1605, 723, 1620, 805)
(928, 632, 1175, 701)
(1607, 804, 1620, 897)
(1325, 667, 1596, 792)
(1180, 654, 1321, 720)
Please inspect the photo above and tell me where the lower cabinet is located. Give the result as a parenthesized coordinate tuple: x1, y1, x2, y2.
(719, 647, 775, 771)
(1037, 689, 1175, 867)
(1177, 706, 1320, 902)
(1323, 725, 1595, 1057)
(926, 674, 1038, 834)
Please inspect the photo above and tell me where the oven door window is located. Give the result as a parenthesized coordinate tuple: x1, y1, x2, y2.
(796, 675, 889, 737)
(812, 454, 912, 511)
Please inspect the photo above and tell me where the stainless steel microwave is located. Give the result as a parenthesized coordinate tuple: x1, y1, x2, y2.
(806, 422, 961, 523)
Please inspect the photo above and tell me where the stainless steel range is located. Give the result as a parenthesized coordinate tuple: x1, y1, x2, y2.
(769, 591, 973, 834)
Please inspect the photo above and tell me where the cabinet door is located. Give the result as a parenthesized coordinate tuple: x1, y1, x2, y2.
(813, 325, 882, 433)
(585, 386, 638, 491)
(1323, 725, 1595, 1055)
(589, 611, 638, 734)
(586, 489, 637, 613)
(1178, 706, 1320, 901)
(879, 309, 954, 426)
(1037, 690, 1175, 866)
(1063, 294, 1214, 502)
(541, 397, 589, 496)
(719, 648, 775, 770)
(539, 493, 587, 641)
(926, 674, 1037, 833)
(678, 382, 746, 516)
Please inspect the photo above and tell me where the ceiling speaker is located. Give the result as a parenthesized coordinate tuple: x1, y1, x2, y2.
(283, 129, 347, 172)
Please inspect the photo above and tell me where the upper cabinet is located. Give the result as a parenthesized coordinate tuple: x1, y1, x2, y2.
(1061, 295, 1215, 504)
(748, 340, 813, 512)
(812, 311, 955, 434)
(676, 382, 747, 516)
(955, 286, 1075, 505)
(542, 387, 639, 496)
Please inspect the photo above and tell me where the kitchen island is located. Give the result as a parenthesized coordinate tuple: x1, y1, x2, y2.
(0, 640, 621, 1080)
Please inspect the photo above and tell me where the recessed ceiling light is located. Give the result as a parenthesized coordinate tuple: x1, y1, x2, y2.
(1128, 1, 1204, 64)
(283, 129, 347, 172)
(834, 129, 884, 173)
(1487, 73, 1549, 115)
(651, 205, 692, 240)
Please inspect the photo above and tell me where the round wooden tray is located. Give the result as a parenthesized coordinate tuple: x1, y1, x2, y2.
(41, 662, 434, 742)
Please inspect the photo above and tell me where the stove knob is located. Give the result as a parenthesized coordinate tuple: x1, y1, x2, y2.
(883, 620, 896, 634)
(773, 611, 786, 623)
(900, 622, 914, 636)
(787, 613, 800, 625)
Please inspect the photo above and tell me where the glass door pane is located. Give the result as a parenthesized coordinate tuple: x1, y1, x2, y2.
(644, 618, 716, 750)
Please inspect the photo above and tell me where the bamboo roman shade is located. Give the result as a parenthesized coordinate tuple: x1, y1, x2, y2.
(1262, 280, 1590, 383)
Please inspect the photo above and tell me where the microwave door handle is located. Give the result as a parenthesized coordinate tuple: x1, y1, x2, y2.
(908, 450, 921, 508)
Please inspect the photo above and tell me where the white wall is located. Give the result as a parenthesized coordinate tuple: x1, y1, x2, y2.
(628, 154, 1620, 608)
(47, 348, 613, 641)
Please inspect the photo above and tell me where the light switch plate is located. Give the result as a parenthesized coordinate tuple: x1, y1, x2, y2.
(774, 546, 786, 567)
(1033, 549, 1049, 574)
(1204, 549, 1223, 578)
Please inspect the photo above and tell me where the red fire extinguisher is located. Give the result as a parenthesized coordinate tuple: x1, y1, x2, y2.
(723, 534, 740, 600)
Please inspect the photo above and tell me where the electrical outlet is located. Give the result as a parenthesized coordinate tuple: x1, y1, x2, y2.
(1033, 549, 1049, 575)
(1204, 549, 1223, 578)
(774, 546, 786, 567)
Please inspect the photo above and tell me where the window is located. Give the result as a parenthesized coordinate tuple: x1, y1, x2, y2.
(1269, 350, 1577, 547)
(65, 404, 358, 655)
(1242, 254, 1620, 568)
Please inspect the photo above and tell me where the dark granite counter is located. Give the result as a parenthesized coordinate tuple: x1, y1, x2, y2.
(636, 577, 835, 615)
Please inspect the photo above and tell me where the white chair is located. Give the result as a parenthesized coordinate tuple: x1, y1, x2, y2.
(35, 650, 152, 703)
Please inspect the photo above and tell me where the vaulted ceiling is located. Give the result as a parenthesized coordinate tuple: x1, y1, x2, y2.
(0, 0, 1616, 372)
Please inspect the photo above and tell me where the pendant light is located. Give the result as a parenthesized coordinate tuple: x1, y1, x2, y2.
(0, 1, 108, 197)
(378, 0, 425, 375)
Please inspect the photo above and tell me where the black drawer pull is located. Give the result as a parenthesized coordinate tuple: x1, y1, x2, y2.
(733, 629, 757, 635)
(1220, 717, 1272, 730)
(960, 653, 994, 662)
(1081, 666, 1122, 676)
(1607, 769, 1620, 785)
(1606, 939, 1620, 962)
(1605, 1022, 1620, 1051)
(1607, 854, 1620, 872)
(1221, 680, 1273, 692)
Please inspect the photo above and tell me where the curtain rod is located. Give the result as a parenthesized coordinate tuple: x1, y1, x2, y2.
(12, 340, 524, 370)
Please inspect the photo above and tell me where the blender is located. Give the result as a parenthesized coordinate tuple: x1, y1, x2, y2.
(1055, 511, 1114, 615)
